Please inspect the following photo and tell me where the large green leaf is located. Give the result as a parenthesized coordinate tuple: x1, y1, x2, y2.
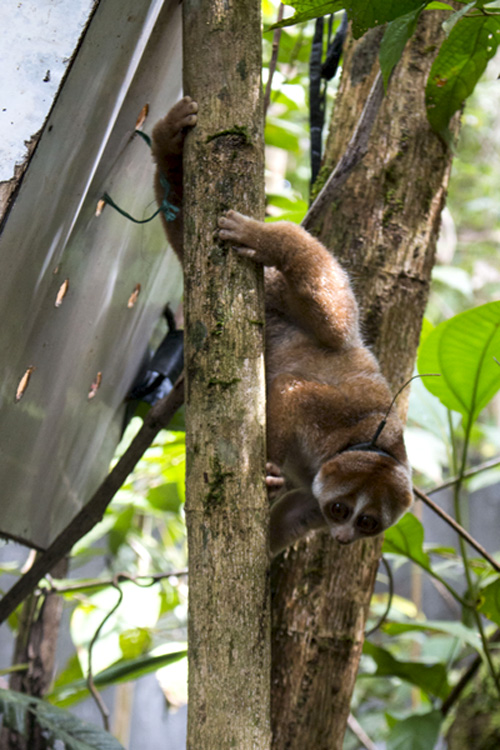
(269, 0, 428, 36)
(264, 118, 303, 153)
(0, 688, 124, 750)
(383, 513, 431, 571)
(383, 619, 482, 652)
(426, 14, 500, 138)
(348, 0, 427, 38)
(50, 649, 187, 707)
(386, 710, 442, 750)
(417, 301, 500, 422)
(363, 642, 450, 698)
(269, 1, 344, 29)
(379, 5, 426, 89)
(478, 577, 500, 627)
(147, 482, 182, 512)
(442, 1, 476, 36)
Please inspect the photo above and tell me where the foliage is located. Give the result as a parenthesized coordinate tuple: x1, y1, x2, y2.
(272, 0, 500, 141)
(418, 302, 500, 424)
(0, 687, 124, 750)
(7, 427, 190, 740)
(48, 426, 190, 710)
(353, 303, 500, 749)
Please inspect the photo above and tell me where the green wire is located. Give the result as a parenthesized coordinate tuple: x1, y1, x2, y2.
(100, 131, 179, 224)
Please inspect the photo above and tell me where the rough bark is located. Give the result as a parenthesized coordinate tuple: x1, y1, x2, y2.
(271, 15, 455, 750)
(182, 2, 270, 749)
(446, 658, 500, 750)
(0, 558, 68, 750)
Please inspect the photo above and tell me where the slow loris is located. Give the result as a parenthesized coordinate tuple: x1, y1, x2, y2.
(151, 96, 413, 556)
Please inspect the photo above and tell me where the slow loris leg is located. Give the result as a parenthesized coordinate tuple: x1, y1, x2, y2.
(218, 210, 361, 351)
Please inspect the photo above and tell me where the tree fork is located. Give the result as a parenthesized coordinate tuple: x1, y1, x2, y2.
(271, 16, 456, 750)
(182, 2, 270, 749)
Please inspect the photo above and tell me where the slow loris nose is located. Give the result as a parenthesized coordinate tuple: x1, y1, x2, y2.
(333, 527, 355, 545)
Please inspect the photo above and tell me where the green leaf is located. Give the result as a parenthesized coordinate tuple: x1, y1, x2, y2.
(265, 117, 303, 153)
(348, 0, 428, 39)
(386, 710, 443, 750)
(383, 619, 482, 653)
(380, 5, 426, 89)
(108, 505, 135, 555)
(266, 193, 308, 224)
(147, 482, 182, 512)
(0, 687, 124, 749)
(383, 513, 431, 571)
(478, 578, 500, 626)
(419, 317, 435, 347)
(269, 0, 428, 36)
(363, 642, 450, 699)
(51, 654, 85, 693)
(50, 650, 187, 707)
(119, 627, 152, 659)
(417, 301, 500, 422)
(269, 1, 344, 30)
(92, 649, 186, 686)
(425, 1, 454, 8)
(426, 15, 500, 138)
(442, 1, 476, 36)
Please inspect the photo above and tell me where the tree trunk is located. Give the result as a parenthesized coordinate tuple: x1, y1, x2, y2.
(182, 2, 271, 749)
(271, 15, 455, 750)
(0, 558, 68, 750)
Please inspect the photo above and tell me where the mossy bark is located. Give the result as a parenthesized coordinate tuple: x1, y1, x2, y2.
(182, 2, 270, 749)
(0, 558, 68, 750)
(446, 660, 500, 750)
(271, 15, 456, 750)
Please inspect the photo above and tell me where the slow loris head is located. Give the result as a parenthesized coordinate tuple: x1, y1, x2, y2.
(312, 451, 413, 544)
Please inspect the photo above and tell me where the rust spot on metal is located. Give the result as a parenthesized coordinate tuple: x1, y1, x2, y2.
(135, 103, 149, 130)
(127, 283, 141, 308)
(88, 371, 102, 400)
(55, 278, 69, 307)
(95, 198, 106, 217)
(15, 366, 36, 402)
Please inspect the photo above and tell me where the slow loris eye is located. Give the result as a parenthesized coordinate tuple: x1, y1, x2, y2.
(356, 515, 379, 534)
(328, 502, 352, 522)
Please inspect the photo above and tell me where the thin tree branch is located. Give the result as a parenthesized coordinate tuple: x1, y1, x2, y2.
(414, 486, 500, 574)
(0, 376, 185, 625)
(302, 70, 385, 231)
(347, 713, 378, 750)
(43, 569, 188, 596)
(365, 555, 394, 637)
(263, 3, 284, 119)
(87, 577, 123, 731)
(427, 455, 500, 495)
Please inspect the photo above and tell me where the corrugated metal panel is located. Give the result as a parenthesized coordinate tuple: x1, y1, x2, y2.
(0, 0, 96, 183)
(0, 0, 183, 548)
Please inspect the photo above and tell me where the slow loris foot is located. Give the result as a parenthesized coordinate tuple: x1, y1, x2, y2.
(152, 96, 198, 157)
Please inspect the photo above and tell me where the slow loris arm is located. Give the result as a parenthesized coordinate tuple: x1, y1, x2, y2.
(151, 97, 198, 262)
(218, 211, 361, 350)
(270, 489, 326, 557)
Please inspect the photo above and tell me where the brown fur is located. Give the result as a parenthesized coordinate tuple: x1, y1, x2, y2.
(152, 97, 413, 556)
